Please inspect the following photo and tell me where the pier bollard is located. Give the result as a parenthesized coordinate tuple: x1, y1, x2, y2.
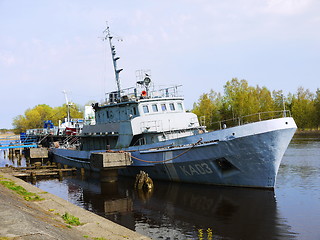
(14, 149, 20, 156)
(9, 149, 13, 159)
(35, 162, 41, 169)
(58, 170, 63, 180)
(31, 172, 37, 183)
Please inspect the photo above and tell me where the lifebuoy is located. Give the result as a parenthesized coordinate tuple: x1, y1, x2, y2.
(141, 91, 147, 97)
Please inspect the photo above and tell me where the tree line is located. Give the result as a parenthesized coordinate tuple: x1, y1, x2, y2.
(10, 78, 320, 133)
(192, 78, 320, 130)
(12, 104, 83, 134)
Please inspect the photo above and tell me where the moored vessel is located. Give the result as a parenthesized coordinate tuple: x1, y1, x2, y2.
(51, 25, 297, 189)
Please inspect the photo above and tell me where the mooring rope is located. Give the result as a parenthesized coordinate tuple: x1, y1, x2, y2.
(130, 138, 203, 163)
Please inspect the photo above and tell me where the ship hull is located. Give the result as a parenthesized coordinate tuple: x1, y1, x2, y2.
(51, 117, 297, 189)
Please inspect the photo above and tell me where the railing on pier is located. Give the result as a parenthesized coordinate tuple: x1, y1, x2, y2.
(0, 135, 38, 150)
(203, 110, 291, 131)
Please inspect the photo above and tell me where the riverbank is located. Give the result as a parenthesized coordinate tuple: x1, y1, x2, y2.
(0, 132, 17, 137)
(0, 170, 149, 240)
(295, 129, 320, 137)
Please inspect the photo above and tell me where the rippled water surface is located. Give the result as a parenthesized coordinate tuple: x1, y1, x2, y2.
(1, 136, 319, 239)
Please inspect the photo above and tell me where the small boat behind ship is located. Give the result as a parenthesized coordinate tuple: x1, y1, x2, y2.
(51, 25, 297, 189)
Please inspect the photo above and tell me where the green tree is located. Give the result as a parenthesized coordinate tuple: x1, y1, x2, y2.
(12, 103, 83, 133)
(257, 86, 274, 112)
(291, 87, 316, 129)
(314, 88, 320, 129)
(12, 115, 28, 134)
(191, 79, 319, 131)
(13, 104, 53, 133)
(192, 90, 222, 129)
(50, 104, 83, 125)
(222, 78, 274, 122)
(272, 90, 285, 111)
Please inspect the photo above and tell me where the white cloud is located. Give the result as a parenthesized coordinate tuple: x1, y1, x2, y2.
(265, 0, 314, 15)
(0, 52, 16, 66)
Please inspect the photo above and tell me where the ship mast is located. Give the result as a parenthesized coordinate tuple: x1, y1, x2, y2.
(103, 24, 123, 101)
(62, 90, 71, 123)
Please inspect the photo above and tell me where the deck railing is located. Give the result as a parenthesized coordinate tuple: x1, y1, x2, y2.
(204, 110, 291, 131)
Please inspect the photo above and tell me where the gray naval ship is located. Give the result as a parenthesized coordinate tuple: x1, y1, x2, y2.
(52, 25, 297, 189)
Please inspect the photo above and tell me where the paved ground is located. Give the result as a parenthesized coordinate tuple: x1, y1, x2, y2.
(0, 170, 150, 240)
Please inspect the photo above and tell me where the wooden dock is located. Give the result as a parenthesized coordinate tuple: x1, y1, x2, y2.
(1, 164, 77, 180)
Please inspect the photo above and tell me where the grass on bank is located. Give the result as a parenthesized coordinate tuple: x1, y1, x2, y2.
(61, 212, 82, 226)
(0, 178, 44, 201)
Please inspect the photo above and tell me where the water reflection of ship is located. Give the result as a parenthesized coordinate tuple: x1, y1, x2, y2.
(64, 174, 136, 231)
(140, 181, 297, 240)
(64, 176, 296, 240)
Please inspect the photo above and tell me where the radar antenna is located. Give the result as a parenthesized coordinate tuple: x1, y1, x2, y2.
(103, 23, 123, 101)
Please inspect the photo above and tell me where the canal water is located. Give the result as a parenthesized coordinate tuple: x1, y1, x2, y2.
(0, 136, 319, 240)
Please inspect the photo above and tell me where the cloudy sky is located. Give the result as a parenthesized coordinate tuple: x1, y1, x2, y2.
(1, 0, 319, 129)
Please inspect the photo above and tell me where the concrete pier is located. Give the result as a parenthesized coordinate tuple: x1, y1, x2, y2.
(29, 148, 48, 159)
(0, 171, 150, 240)
(90, 152, 132, 182)
(90, 152, 132, 169)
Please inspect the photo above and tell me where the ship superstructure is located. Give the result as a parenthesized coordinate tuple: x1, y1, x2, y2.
(81, 25, 204, 150)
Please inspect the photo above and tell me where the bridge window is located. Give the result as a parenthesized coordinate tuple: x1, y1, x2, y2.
(143, 105, 149, 113)
(161, 104, 167, 111)
(169, 103, 175, 111)
(177, 103, 183, 111)
(133, 107, 137, 115)
(152, 104, 158, 112)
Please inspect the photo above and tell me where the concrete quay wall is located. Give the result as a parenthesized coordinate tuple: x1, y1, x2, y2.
(0, 171, 150, 240)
